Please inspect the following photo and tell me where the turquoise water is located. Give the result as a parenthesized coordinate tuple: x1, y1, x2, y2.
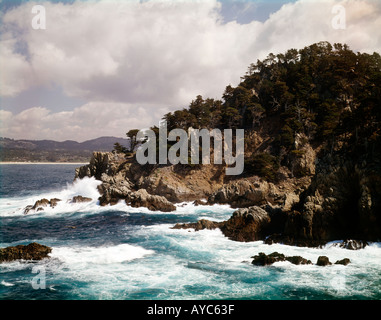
(0, 164, 380, 300)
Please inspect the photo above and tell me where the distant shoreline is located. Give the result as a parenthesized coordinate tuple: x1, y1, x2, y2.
(0, 162, 88, 165)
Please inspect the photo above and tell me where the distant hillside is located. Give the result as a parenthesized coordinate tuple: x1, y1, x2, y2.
(0, 136, 129, 162)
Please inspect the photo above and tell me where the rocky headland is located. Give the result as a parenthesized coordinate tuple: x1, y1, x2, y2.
(29, 43, 379, 250)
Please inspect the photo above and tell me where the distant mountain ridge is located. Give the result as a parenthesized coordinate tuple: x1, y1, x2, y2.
(0, 136, 129, 162)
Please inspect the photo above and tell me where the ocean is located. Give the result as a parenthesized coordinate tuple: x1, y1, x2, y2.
(0, 164, 380, 300)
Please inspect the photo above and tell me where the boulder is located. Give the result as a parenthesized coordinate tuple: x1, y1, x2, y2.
(316, 256, 332, 266)
(127, 189, 176, 212)
(0, 243, 52, 263)
(285, 255, 312, 265)
(335, 258, 351, 265)
(71, 195, 92, 203)
(220, 206, 272, 242)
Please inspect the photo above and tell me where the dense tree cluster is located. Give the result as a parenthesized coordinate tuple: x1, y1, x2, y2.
(119, 42, 381, 179)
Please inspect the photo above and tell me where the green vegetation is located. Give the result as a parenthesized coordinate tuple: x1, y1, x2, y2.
(244, 153, 279, 181)
(122, 42, 381, 179)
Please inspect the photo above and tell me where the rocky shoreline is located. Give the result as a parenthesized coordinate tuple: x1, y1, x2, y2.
(17, 149, 380, 249)
(69, 150, 381, 248)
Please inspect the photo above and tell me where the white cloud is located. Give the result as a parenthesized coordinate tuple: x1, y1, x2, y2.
(0, 101, 168, 141)
(0, 0, 380, 140)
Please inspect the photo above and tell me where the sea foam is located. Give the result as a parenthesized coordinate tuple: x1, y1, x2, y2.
(51, 243, 155, 265)
(0, 177, 102, 217)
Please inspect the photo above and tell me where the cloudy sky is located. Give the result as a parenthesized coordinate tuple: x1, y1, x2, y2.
(0, 0, 380, 142)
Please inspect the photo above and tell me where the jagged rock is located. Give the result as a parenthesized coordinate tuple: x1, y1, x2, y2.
(335, 258, 351, 265)
(75, 151, 124, 180)
(337, 240, 368, 250)
(316, 256, 332, 266)
(23, 198, 62, 214)
(23, 205, 33, 214)
(0, 243, 52, 263)
(251, 252, 286, 266)
(71, 195, 92, 203)
(127, 189, 176, 212)
(251, 252, 312, 266)
(172, 219, 223, 231)
(33, 198, 50, 208)
(50, 198, 61, 208)
(98, 172, 133, 206)
(220, 206, 272, 242)
(193, 199, 207, 206)
(285, 255, 312, 265)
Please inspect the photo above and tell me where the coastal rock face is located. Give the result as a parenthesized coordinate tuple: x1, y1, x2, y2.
(132, 164, 225, 203)
(75, 149, 381, 244)
(75, 151, 125, 180)
(75, 152, 229, 211)
(207, 177, 310, 211)
(0, 243, 52, 263)
(281, 161, 381, 245)
(98, 171, 134, 206)
(75, 152, 177, 211)
(289, 133, 316, 177)
(207, 180, 270, 207)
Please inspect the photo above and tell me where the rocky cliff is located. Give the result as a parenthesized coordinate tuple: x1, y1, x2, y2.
(74, 145, 380, 246)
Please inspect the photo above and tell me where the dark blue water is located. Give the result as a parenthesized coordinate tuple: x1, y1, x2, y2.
(1, 164, 380, 300)
(0, 164, 77, 198)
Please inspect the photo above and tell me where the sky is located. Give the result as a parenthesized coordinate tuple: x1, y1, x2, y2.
(0, 0, 380, 142)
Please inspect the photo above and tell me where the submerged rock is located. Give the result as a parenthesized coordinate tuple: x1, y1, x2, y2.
(335, 258, 351, 265)
(172, 219, 223, 231)
(0, 243, 52, 263)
